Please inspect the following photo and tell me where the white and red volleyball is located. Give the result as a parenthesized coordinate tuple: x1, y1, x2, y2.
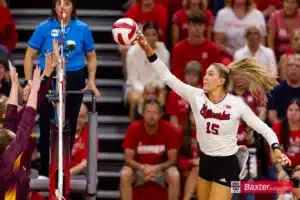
(112, 18, 139, 45)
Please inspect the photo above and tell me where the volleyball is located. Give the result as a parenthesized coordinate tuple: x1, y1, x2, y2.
(112, 18, 139, 45)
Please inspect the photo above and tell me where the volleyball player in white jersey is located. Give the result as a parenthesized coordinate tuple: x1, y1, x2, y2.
(135, 34, 291, 200)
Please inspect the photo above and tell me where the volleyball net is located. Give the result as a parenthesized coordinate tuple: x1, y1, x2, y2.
(29, 0, 98, 199)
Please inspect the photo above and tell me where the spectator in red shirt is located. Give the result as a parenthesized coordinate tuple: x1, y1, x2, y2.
(120, 100, 180, 200)
(268, 0, 300, 59)
(272, 99, 300, 167)
(172, 12, 221, 81)
(172, 0, 213, 45)
(178, 109, 199, 200)
(279, 29, 300, 81)
(0, 0, 17, 52)
(167, 61, 201, 128)
(254, 0, 281, 18)
(125, 0, 168, 41)
(70, 103, 89, 175)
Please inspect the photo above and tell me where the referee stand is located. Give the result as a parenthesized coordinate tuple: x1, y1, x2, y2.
(30, 91, 98, 200)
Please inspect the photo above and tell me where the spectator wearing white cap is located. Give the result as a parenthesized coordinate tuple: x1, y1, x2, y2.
(234, 25, 277, 78)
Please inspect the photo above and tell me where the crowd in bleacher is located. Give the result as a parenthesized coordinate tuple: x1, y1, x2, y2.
(119, 0, 300, 199)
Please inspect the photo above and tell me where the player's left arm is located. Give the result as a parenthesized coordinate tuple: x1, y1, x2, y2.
(239, 99, 291, 166)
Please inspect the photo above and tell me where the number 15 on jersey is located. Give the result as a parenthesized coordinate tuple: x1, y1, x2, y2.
(206, 122, 220, 135)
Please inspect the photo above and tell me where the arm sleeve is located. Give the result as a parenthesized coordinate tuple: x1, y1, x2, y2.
(126, 48, 144, 92)
(149, 55, 203, 101)
(4, 104, 18, 132)
(28, 23, 45, 51)
(2, 107, 37, 165)
(83, 25, 95, 53)
(240, 98, 279, 146)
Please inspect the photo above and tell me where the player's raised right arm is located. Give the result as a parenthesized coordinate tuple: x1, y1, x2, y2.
(136, 35, 202, 101)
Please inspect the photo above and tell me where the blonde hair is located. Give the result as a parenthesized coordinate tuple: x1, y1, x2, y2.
(226, 0, 254, 10)
(138, 82, 160, 115)
(228, 58, 278, 102)
(143, 82, 160, 97)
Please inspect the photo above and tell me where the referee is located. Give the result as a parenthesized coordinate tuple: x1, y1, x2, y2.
(23, 0, 100, 177)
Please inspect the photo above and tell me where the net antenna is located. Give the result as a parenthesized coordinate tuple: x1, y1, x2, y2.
(56, 0, 66, 199)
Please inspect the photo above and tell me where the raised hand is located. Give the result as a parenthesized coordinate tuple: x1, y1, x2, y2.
(31, 66, 41, 93)
(136, 34, 153, 57)
(274, 149, 291, 166)
(9, 65, 19, 86)
(43, 39, 60, 77)
(43, 52, 58, 77)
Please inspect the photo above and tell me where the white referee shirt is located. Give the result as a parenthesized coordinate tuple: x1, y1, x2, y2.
(150, 56, 279, 156)
(234, 45, 277, 78)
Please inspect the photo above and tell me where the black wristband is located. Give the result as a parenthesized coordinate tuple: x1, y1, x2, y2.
(271, 143, 281, 151)
(147, 53, 158, 63)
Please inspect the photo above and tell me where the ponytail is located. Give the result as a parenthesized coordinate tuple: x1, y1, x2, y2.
(228, 58, 278, 103)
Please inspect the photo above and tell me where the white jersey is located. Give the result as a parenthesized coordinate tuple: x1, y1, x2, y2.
(150, 57, 279, 156)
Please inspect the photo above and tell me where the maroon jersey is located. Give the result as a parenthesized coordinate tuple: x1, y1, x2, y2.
(0, 78, 50, 199)
(0, 106, 37, 200)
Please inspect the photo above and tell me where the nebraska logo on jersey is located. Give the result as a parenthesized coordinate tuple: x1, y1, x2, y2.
(137, 144, 166, 154)
(200, 104, 230, 120)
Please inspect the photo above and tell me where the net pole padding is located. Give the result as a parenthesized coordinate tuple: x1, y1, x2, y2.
(87, 94, 98, 200)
